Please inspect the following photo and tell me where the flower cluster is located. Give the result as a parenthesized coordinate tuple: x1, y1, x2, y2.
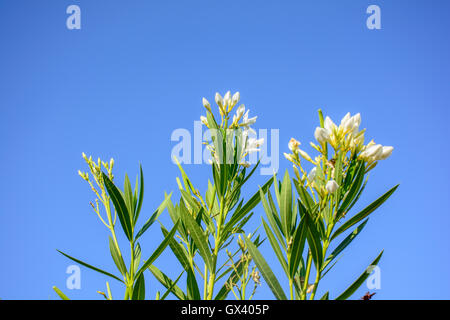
(284, 110, 394, 198)
(200, 91, 263, 167)
(77, 153, 115, 228)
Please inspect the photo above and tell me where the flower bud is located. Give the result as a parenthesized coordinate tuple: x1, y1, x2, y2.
(361, 144, 383, 160)
(215, 92, 224, 107)
(314, 127, 330, 144)
(379, 146, 393, 160)
(324, 116, 337, 133)
(200, 116, 208, 127)
(232, 92, 240, 106)
(202, 98, 211, 112)
(284, 152, 294, 162)
(326, 180, 339, 193)
(235, 104, 245, 121)
(298, 149, 313, 162)
(288, 138, 301, 152)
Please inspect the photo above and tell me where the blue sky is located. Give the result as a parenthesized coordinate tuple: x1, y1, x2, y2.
(1, 0, 449, 299)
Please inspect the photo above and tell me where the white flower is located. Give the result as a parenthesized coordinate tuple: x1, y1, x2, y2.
(360, 144, 383, 160)
(324, 116, 337, 133)
(314, 127, 330, 144)
(326, 180, 339, 193)
(378, 146, 394, 160)
(246, 137, 264, 154)
(232, 92, 240, 106)
(224, 91, 231, 106)
(235, 104, 245, 121)
(340, 112, 353, 131)
(202, 98, 211, 111)
(288, 138, 301, 152)
(240, 110, 257, 134)
(200, 116, 208, 126)
(308, 167, 317, 181)
(215, 92, 224, 107)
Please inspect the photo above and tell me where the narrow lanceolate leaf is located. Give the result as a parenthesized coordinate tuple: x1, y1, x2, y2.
(135, 193, 172, 240)
(262, 219, 288, 276)
(260, 189, 284, 246)
(161, 224, 191, 271)
(102, 173, 133, 241)
(302, 205, 323, 270)
(134, 164, 145, 222)
(294, 180, 315, 214)
(280, 170, 293, 236)
(336, 250, 384, 300)
(322, 219, 369, 271)
(187, 268, 201, 300)
(331, 185, 399, 241)
(148, 265, 187, 300)
(160, 271, 184, 300)
(108, 237, 127, 277)
(288, 219, 307, 278)
(320, 291, 329, 300)
(131, 273, 146, 300)
(57, 250, 123, 283)
(123, 174, 135, 223)
(244, 236, 287, 300)
(181, 209, 213, 272)
(52, 286, 69, 300)
(135, 220, 180, 279)
(224, 177, 273, 235)
(336, 162, 364, 219)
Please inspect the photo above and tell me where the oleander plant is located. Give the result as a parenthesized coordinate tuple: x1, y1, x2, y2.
(53, 92, 397, 300)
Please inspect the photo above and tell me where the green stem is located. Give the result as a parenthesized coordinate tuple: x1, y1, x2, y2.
(301, 251, 313, 300)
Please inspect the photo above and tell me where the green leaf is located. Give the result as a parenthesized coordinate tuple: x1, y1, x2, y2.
(332, 185, 399, 241)
(280, 170, 293, 236)
(108, 237, 127, 277)
(132, 273, 146, 300)
(123, 173, 134, 223)
(322, 219, 368, 271)
(302, 203, 323, 270)
(336, 162, 364, 219)
(135, 220, 180, 279)
(288, 219, 307, 278)
(261, 189, 285, 247)
(336, 250, 383, 300)
(57, 250, 123, 283)
(134, 164, 145, 223)
(134, 243, 141, 273)
(320, 291, 329, 300)
(148, 265, 187, 300)
(181, 208, 213, 272)
(160, 224, 191, 271)
(135, 193, 172, 240)
(262, 219, 288, 276)
(160, 271, 184, 300)
(294, 180, 315, 214)
(52, 286, 69, 300)
(244, 235, 287, 300)
(224, 177, 273, 235)
(102, 173, 133, 241)
(187, 268, 201, 300)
